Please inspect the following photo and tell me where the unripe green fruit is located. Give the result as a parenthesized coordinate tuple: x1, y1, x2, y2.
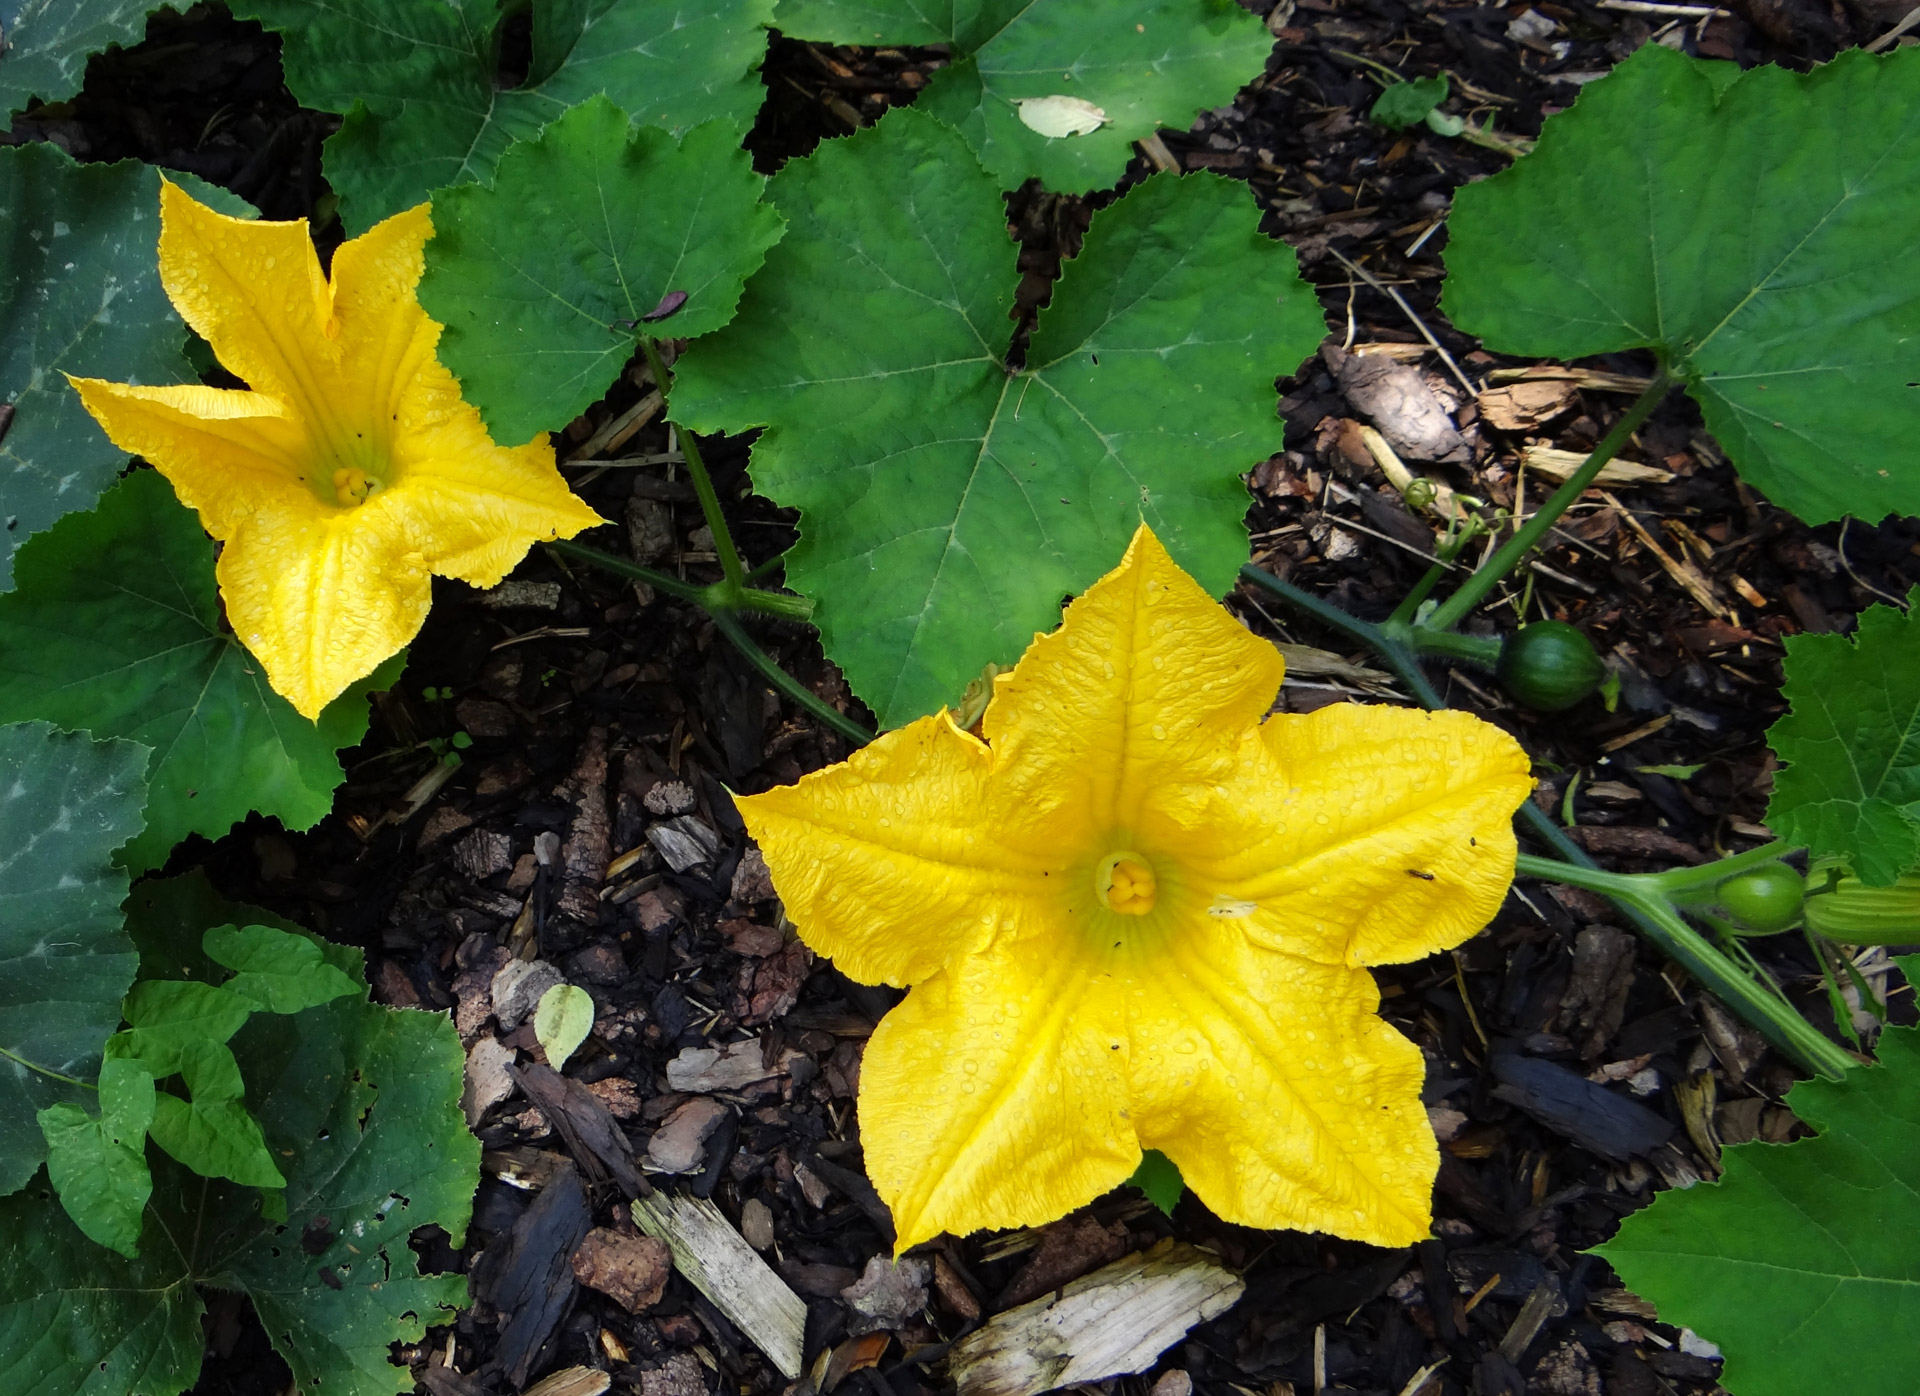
(1496, 621, 1605, 711)
(1716, 863, 1806, 935)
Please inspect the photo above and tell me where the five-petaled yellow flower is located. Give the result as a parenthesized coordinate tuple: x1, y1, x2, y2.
(70, 181, 603, 719)
(739, 526, 1532, 1250)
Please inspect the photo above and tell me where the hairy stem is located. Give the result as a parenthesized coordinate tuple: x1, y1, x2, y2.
(1424, 369, 1675, 633)
(708, 610, 875, 747)
(638, 336, 750, 593)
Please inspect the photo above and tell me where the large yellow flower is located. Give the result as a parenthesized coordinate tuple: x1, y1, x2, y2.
(739, 526, 1532, 1250)
(69, 181, 603, 719)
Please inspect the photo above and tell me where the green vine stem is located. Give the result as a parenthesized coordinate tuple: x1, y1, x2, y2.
(636, 337, 751, 594)
(0, 1044, 96, 1090)
(548, 540, 872, 747)
(1422, 367, 1676, 634)
(1239, 561, 1856, 1077)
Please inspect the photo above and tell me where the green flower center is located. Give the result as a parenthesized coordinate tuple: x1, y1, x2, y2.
(1096, 851, 1157, 916)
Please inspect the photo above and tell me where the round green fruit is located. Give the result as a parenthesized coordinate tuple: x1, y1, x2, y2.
(1716, 863, 1806, 935)
(1496, 621, 1605, 711)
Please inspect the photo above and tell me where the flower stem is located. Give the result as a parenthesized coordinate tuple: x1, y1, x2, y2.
(1422, 368, 1675, 634)
(637, 336, 751, 595)
(546, 540, 867, 746)
(1516, 839, 1855, 1077)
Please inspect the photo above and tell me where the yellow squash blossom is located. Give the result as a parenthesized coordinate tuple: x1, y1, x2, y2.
(70, 181, 603, 719)
(739, 526, 1532, 1250)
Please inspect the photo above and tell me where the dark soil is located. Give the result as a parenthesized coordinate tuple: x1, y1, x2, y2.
(9, 4, 1919, 1396)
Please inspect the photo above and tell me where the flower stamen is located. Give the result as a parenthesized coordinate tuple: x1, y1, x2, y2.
(331, 466, 379, 506)
(1097, 851, 1157, 916)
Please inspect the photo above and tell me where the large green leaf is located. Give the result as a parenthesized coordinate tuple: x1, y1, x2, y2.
(1597, 956, 1920, 1396)
(1765, 591, 1920, 886)
(1445, 44, 1920, 526)
(676, 110, 1324, 725)
(230, 0, 776, 233)
(774, 0, 1272, 192)
(0, 470, 400, 873)
(0, 1, 175, 124)
(0, 721, 146, 1196)
(421, 97, 784, 443)
(0, 990, 476, 1396)
(0, 145, 188, 589)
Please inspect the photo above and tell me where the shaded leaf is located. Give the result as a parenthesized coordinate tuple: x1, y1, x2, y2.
(0, 1, 173, 127)
(124, 870, 363, 987)
(0, 145, 186, 588)
(204, 924, 359, 1015)
(1370, 76, 1446, 130)
(1766, 590, 1920, 885)
(1597, 956, 1920, 1396)
(0, 721, 146, 1195)
(0, 990, 477, 1396)
(420, 98, 783, 443)
(1445, 44, 1920, 524)
(676, 112, 1325, 724)
(111, 980, 253, 1078)
(0, 470, 401, 872)
(775, 0, 1273, 191)
(230, 0, 777, 231)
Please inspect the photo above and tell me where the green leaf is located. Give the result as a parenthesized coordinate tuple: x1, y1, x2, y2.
(112, 980, 254, 1079)
(420, 98, 784, 443)
(0, 991, 477, 1396)
(1765, 591, 1920, 886)
(229, 0, 776, 233)
(0, 144, 186, 588)
(35, 1058, 154, 1258)
(0, 1, 173, 124)
(204, 924, 359, 1015)
(0, 721, 146, 1195)
(1125, 1148, 1183, 1215)
(0, 470, 401, 872)
(534, 984, 595, 1072)
(676, 112, 1325, 725)
(1596, 956, 1920, 1396)
(776, 0, 1273, 193)
(1444, 45, 1920, 526)
(1370, 75, 1447, 130)
(124, 869, 364, 987)
(148, 1036, 284, 1188)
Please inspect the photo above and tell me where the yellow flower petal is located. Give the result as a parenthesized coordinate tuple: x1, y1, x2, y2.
(217, 501, 431, 721)
(982, 525, 1286, 842)
(1125, 921, 1435, 1246)
(862, 945, 1138, 1252)
(64, 380, 314, 534)
(744, 522, 1533, 1247)
(156, 179, 338, 420)
(73, 182, 605, 719)
(1199, 704, 1532, 968)
(736, 714, 1048, 987)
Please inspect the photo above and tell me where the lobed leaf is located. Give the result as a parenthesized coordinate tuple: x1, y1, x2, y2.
(0, 1, 178, 126)
(230, 0, 777, 232)
(35, 1058, 154, 1258)
(1445, 44, 1920, 525)
(421, 97, 784, 444)
(774, 0, 1274, 192)
(1597, 957, 1920, 1396)
(0, 721, 146, 1195)
(675, 111, 1325, 725)
(0, 145, 186, 589)
(205, 924, 360, 1015)
(1765, 590, 1920, 885)
(0, 470, 400, 873)
(0, 989, 477, 1396)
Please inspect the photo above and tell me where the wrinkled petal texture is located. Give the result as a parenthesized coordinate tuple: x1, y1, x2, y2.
(740, 523, 1532, 1248)
(68, 182, 602, 718)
